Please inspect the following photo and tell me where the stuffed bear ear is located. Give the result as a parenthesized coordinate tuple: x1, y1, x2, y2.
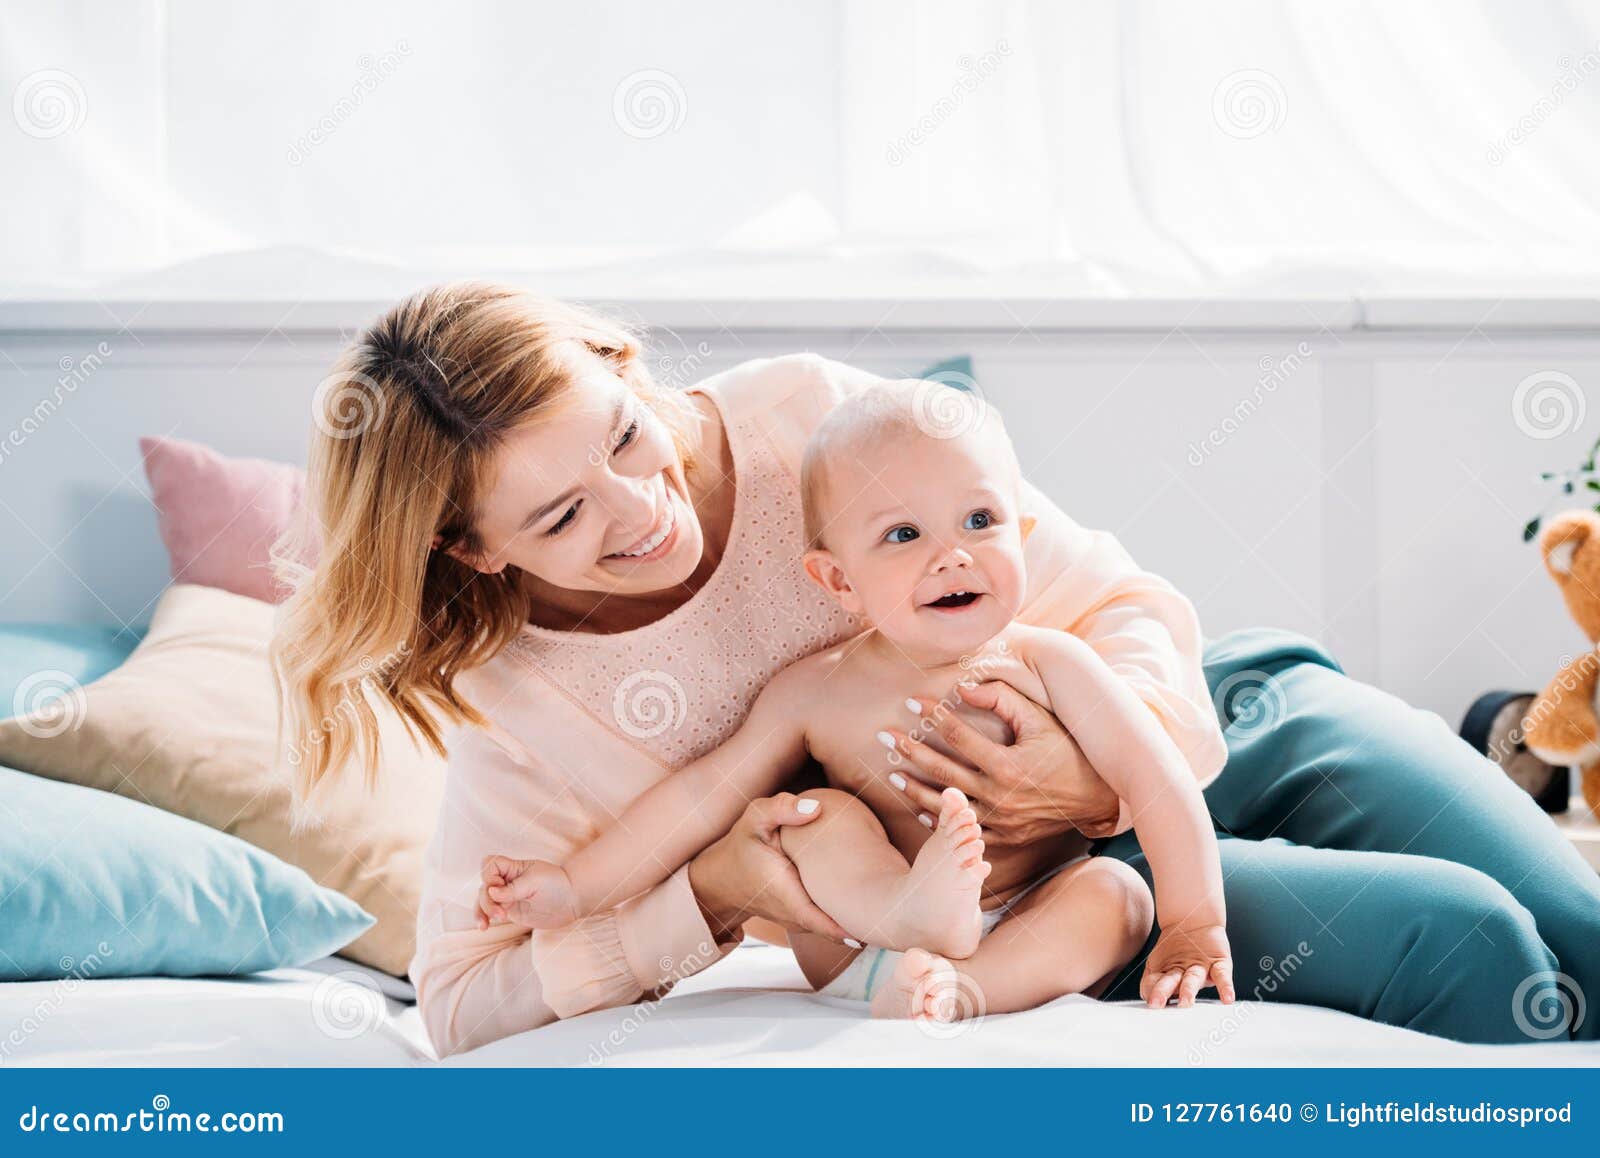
(1542, 512, 1595, 576)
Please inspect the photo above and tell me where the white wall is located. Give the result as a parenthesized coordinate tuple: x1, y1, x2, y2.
(2, 306, 1596, 729)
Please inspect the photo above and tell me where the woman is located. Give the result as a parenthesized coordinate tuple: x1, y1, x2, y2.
(275, 283, 1600, 1057)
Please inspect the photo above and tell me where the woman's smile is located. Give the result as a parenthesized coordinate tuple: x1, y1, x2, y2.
(605, 491, 680, 563)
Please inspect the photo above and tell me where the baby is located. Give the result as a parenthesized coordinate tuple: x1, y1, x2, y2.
(479, 381, 1234, 1022)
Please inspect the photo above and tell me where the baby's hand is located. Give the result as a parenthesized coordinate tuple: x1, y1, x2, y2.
(1141, 922, 1236, 1008)
(475, 855, 579, 931)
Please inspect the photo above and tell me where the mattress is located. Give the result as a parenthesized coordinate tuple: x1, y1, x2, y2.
(4, 943, 1597, 1067)
(0, 961, 431, 1067)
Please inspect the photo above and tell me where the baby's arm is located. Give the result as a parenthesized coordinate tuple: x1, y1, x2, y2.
(1021, 628, 1234, 1005)
(486, 666, 812, 929)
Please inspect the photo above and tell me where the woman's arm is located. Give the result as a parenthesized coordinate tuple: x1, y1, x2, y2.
(506, 676, 811, 924)
(1015, 476, 1227, 784)
(412, 727, 733, 1054)
(413, 711, 844, 1056)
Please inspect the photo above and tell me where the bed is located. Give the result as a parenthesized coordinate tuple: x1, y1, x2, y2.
(4, 941, 1596, 1067)
(2, 442, 1595, 1069)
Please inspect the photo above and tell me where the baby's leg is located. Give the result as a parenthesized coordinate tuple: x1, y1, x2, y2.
(871, 856, 1153, 1021)
(779, 787, 989, 959)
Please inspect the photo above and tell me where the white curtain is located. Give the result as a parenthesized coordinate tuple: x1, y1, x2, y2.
(6, 0, 1600, 298)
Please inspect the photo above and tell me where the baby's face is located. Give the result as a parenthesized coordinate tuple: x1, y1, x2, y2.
(804, 429, 1029, 661)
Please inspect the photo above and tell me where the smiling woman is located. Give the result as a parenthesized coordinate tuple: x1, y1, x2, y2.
(269, 282, 705, 798)
(448, 361, 722, 629)
(270, 281, 1234, 1054)
(271, 281, 1600, 1059)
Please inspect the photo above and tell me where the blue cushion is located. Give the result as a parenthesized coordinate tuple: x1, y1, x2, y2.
(917, 354, 976, 387)
(0, 623, 144, 719)
(0, 766, 374, 980)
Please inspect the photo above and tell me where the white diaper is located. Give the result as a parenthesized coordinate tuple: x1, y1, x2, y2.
(818, 853, 1088, 1003)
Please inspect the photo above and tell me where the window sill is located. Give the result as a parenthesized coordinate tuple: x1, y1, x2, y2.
(1, 295, 1597, 336)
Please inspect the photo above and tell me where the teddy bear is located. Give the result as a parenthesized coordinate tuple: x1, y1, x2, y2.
(1523, 508, 1600, 819)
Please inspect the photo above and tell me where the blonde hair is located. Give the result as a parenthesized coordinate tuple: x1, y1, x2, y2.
(799, 379, 1011, 549)
(271, 282, 695, 800)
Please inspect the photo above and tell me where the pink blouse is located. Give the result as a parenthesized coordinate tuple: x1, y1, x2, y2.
(410, 354, 1227, 1056)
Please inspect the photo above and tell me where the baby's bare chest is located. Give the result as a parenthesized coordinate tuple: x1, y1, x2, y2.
(803, 652, 1039, 846)
(810, 690, 1014, 789)
(800, 649, 1088, 893)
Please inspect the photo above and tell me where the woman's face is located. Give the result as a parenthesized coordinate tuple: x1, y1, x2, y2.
(460, 358, 706, 597)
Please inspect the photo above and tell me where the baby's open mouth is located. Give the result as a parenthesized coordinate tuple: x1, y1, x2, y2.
(925, 590, 981, 609)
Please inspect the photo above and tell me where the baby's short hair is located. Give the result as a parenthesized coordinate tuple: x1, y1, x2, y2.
(800, 379, 1011, 550)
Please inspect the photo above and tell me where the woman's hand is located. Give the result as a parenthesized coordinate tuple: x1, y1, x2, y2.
(687, 794, 851, 945)
(886, 680, 1123, 845)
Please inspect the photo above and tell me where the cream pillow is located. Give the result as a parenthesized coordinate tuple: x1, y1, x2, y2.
(0, 584, 445, 975)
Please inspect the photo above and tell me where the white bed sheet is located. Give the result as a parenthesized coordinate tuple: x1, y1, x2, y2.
(0, 966, 431, 1067)
(5, 943, 1598, 1067)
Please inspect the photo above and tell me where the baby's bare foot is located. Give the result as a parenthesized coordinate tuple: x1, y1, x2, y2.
(870, 948, 962, 1022)
(877, 787, 988, 958)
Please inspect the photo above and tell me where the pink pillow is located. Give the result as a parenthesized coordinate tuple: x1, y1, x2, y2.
(140, 435, 315, 604)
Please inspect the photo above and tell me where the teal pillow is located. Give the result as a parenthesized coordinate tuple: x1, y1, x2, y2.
(0, 623, 144, 719)
(0, 766, 373, 980)
(917, 355, 976, 388)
